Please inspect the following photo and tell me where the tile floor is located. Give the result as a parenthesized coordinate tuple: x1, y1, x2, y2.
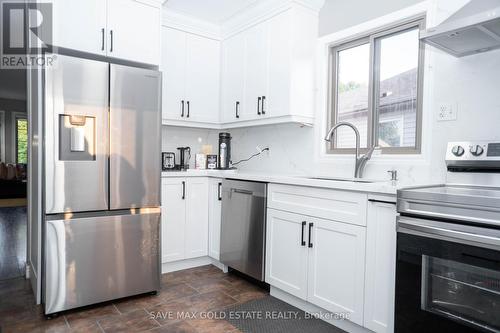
(0, 265, 269, 332)
(0, 207, 27, 281)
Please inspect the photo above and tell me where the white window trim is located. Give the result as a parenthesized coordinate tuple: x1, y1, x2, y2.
(314, 1, 437, 177)
(0, 111, 5, 162)
(11, 111, 27, 163)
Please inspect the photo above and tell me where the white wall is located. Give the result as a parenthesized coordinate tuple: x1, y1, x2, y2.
(319, 0, 422, 36)
(161, 0, 500, 184)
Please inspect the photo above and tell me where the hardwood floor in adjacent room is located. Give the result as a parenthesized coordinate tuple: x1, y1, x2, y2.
(0, 265, 269, 333)
(0, 206, 27, 281)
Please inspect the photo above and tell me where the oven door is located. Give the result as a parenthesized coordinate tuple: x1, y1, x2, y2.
(396, 216, 500, 333)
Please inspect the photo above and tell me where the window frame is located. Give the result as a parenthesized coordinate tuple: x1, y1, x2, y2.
(327, 17, 426, 155)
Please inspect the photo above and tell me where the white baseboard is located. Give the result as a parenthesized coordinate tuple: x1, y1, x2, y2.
(161, 256, 228, 274)
(270, 286, 371, 333)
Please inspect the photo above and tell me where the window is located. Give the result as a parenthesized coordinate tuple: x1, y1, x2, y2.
(15, 116, 28, 164)
(328, 19, 424, 154)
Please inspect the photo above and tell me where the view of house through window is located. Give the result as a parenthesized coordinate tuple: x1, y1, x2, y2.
(16, 117, 28, 164)
(330, 20, 424, 154)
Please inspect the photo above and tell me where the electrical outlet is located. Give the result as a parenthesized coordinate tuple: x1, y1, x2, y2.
(438, 103, 457, 121)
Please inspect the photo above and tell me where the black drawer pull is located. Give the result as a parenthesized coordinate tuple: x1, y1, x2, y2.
(182, 181, 186, 200)
(301, 221, 306, 246)
(308, 223, 314, 248)
(236, 101, 240, 118)
(218, 183, 222, 201)
(257, 97, 262, 115)
(181, 100, 185, 117)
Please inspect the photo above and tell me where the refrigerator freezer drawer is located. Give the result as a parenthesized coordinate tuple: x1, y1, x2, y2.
(44, 211, 160, 314)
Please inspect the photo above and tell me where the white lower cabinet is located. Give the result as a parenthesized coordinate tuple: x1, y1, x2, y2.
(363, 199, 397, 333)
(265, 209, 309, 300)
(208, 178, 223, 260)
(266, 208, 366, 326)
(161, 177, 208, 263)
(307, 217, 366, 325)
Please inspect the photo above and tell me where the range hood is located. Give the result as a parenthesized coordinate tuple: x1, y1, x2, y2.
(421, 0, 500, 57)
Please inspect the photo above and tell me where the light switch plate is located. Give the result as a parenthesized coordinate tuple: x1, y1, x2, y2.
(438, 103, 457, 121)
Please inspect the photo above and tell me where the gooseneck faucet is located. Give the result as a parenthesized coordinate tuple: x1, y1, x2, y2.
(324, 122, 376, 178)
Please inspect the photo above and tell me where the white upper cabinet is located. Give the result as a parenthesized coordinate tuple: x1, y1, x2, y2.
(221, 34, 246, 122)
(221, 6, 318, 127)
(161, 27, 221, 125)
(107, 0, 161, 65)
(51, 0, 161, 65)
(162, 27, 187, 121)
(52, 0, 107, 55)
(184, 34, 221, 123)
(243, 22, 269, 121)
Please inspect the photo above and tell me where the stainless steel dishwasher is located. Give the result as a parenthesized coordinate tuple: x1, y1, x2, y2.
(220, 179, 267, 281)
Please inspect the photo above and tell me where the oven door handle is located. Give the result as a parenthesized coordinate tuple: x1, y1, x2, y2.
(398, 216, 500, 251)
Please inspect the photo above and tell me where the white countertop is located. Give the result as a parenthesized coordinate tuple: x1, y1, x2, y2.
(161, 169, 401, 195)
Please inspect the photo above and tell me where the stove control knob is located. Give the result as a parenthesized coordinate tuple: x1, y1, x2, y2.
(470, 145, 484, 156)
(452, 145, 465, 157)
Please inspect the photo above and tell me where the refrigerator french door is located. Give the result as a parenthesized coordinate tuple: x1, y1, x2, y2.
(44, 54, 161, 315)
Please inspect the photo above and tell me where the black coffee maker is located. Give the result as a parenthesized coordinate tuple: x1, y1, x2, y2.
(218, 133, 231, 170)
(177, 147, 191, 171)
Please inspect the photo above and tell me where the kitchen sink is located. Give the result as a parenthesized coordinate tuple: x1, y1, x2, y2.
(305, 177, 383, 183)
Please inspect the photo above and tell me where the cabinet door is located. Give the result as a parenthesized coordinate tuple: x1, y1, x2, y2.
(221, 34, 246, 122)
(307, 217, 366, 326)
(52, 0, 107, 55)
(162, 178, 186, 263)
(265, 209, 308, 300)
(185, 34, 221, 123)
(161, 27, 187, 121)
(185, 178, 209, 259)
(364, 200, 397, 333)
(266, 12, 291, 118)
(208, 179, 222, 260)
(244, 23, 268, 120)
(107, 0, 161, 65)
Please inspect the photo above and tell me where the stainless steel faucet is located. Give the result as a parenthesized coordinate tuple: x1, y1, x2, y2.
(324, 122, 376, 178)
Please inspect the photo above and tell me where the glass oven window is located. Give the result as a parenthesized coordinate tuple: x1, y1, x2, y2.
(422, 256, 500, 332)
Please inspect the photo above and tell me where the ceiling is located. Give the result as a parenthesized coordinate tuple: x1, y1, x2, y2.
(164, 0, 259, 24)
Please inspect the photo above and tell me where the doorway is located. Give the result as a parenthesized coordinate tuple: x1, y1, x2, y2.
(0, 67, 28, 281)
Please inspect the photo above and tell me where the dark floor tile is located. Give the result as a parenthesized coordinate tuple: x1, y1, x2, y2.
(0, 255, 23, 280)
(64, 304, 120, 330)
(186, 290, 239, 312)
(0, 312, 69, 333)
(115, 283, 198, 314)
(188, 318, 238, 333)
(98, 309, 160, 333)
(150, 321, 198, 333)
(161, 266, 225, 286)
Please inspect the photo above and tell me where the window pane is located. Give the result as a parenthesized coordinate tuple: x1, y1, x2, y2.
(335, 43, 370, 149)
(376, 28, 419, 148)
(17, 118, 28, 164)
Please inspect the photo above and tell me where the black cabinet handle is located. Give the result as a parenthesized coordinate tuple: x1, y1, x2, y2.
(257, 97, 262, 115)
(235, 101, 240, 119)
(218, 183, 222, 201)
(101, 28, 105, 51)
(186, 101, 190, 118)
(110, 30, 114, 52)
(261, 96, 266, 115)
(182, 181, 185, 200)
(308, 223, 314, 248)
(181, 100, 185, 117)
(301, 221, 306, 246)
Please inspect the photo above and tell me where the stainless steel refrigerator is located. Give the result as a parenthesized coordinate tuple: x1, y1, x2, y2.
(43, 54, 161, 315)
